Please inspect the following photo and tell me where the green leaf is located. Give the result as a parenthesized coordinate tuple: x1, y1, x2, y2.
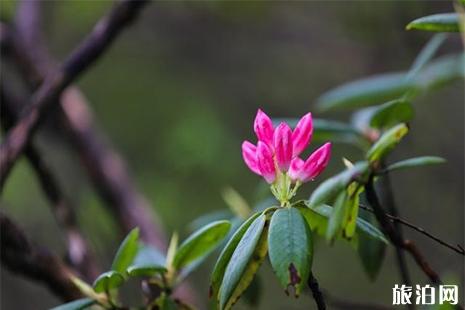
(49, 298, 95, 310)
(93, 271, 125, 293)
(369, 99, 414, 129)
(210, 212, 261, 299)
(303, 202, 388, 243)
(356, 216, 388, 244)
(268, 207, 313, 296)
(415, 54, 465, 92)
(309, 161, 369, 207)
(344, 185, 362, 239)
(385, 156, 446, 172)
(406, 34, 448, 80)
(367, 124, 408, 162)
(315, 73, 414, 112)
(111, 228, 139, 273)
(218, 214, 269, 310)
(222, 187, 251, 219)
(358, 211, 386, 281)
(154, 294, 178, 310)
(295, 203, 328, 235)
(165, 233, 179, 270)
(127, 264, 167, 277)
(132, 244, 166, 267)
(173, 220, 231, 270)
(326, 192, 348, 243)
(406, 13, 460, 32)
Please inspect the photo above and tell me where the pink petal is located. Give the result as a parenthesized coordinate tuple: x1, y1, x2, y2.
(300, 142, 331, 182)
(242, 141, 261, 175)
(256, 141, 276, 184)
(288, 157, 304, 181)
(253, 109, 274, 147)
(273, 122, 293, 172)
(292, 112, 313, 157)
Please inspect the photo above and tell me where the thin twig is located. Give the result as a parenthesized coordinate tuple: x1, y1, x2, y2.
(379, 166, 412, 295)
(308, 272, 326, 310)
(0, 84, 99, 281)
(364, 174, 442, 285)
(359, 204, 465, 256)
(0, 211, 83, 301)
(0, 0, 147, 187)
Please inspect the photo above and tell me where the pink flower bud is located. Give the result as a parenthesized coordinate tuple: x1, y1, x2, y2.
(254, 109, 274, 147)
(242, 141, 261, 175)
(292, 112, 313, 157)
(256, 141, 276, 184)
(299, 142, 331, 182)
(289, 157, 304, 181)
(273, 122, 293, 172)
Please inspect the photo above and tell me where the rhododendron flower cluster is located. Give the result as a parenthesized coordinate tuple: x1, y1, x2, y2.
(242, 109, 331, 205)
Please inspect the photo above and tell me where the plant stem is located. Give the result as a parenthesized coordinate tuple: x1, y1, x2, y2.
(365, 174, 442, 285)
(308, 272, 326, 310)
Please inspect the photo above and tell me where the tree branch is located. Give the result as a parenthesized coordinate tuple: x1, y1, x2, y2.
(359, 203, 465, 256)
(0, 211, 83, 301)
(0, 83, 99, 281)
(378, 166, 412, 302)
(3, 0, 197, 304)
(0, 0, 147, 187)
(307, 272, 326, 310)
(364, 174, 442, 285)
(4, 0, 167, 252)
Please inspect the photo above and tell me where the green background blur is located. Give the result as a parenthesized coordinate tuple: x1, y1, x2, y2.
(1, 1, 463, 309)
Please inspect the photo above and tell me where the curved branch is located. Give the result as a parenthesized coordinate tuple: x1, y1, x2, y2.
(359, 203, 465, 256)
(6, 0, 167, 252)
(0, 211, 83, 301)
(0, 83, 99, 281)
(365, 175, 442, 285)
(0, 0, 147, 188)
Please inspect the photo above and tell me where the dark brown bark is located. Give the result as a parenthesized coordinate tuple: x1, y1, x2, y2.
(0, 84, 99, 281)
(0, 212, 83, 301)
(364, 174, 442, 285)
(0, 0, 148, 188)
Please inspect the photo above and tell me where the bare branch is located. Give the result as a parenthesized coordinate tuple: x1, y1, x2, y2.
(359, 204, 465, 256)
(307, 272, 326, 310)
(0, 83, 99, 281)
(0, 0, 147, 187)
(378, 165, 412, 296)
(0, 211, 83, 301)
(5, 0, 167, 251)
(365, 174, 442, 285)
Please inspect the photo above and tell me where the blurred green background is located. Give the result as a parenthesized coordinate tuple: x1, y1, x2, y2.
(1, 1, 463, 309)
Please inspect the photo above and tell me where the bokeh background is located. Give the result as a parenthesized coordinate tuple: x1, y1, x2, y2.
(1, 1, 463, 309)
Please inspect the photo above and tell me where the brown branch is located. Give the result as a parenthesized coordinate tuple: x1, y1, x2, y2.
(0, 0, 147, 187)
(378, 165, 412, 300)
(0, 83, 99, 281)
(307, 272, 326, 310)
(359, 204, 465, 256)
(4, 0, 167, 252)
(0, 211, 83, 301)
(364, 174, 442, 285)
(4, 0, 196, 304)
